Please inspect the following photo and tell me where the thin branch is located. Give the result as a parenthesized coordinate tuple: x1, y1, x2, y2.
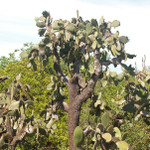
(62, 101, 69, 112)
(5, 115, 13, 140)
(0, 76, 10, 83)
(10, 122, 27, 148)
(73, 59, 80, 74)
(76, 49, 102, 103)
(83, 125, 93, 136)
(53, 46, 69, 86)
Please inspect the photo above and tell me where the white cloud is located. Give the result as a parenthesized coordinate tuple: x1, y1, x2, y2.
(0, 0, 150, 70)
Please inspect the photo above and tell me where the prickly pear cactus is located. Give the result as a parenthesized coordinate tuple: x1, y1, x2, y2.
(0, 74, 36, 149)
(89, 117, 129, 150)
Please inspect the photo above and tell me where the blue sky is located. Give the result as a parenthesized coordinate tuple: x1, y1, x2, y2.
(0, 0, 150, 70)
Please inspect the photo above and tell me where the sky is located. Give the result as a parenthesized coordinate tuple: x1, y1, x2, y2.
(0, 0, 150, 71)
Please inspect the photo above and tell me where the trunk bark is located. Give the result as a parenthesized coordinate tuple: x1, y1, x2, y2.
(68, 105, 80, 150)
(11, 145, 15, 150)
(68, 81, 81, 150)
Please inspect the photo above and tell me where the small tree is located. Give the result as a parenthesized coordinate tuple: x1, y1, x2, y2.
(25, 11, 135, 149)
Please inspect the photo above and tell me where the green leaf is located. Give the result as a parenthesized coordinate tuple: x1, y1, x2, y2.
(111, 20, 120, 28)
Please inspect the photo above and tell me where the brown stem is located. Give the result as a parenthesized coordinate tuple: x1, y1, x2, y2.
(0, 76, 10, 83)
(68, 104, 81, 150)
(11, 145, 15, 150)
(53, 46, 70, 86)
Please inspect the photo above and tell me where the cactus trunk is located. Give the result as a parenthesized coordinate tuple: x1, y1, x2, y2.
(11, 145, 15, 150)
(68, 82, 81, 150)
(68, 105, 80, 150)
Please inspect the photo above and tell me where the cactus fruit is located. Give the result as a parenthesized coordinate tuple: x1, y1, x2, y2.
(102, 133, 112, 143)
(116, 141, 129, 150)
(73, 126, 84, 147)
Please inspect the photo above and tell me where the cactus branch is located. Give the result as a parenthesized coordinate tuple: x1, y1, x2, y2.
(53, 46, 70, 86)
(83, 125, 93, 136)
(76, 49, 102, 103)
(0, 75, 10, 83)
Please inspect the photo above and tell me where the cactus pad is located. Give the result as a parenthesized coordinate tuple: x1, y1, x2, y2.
(73, 126, 84, 147)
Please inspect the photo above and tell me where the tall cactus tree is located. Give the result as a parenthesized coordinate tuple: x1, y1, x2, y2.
(26, 10, 135, 149)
